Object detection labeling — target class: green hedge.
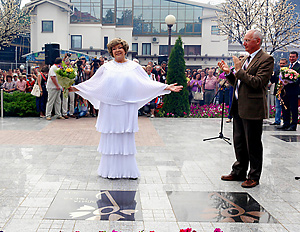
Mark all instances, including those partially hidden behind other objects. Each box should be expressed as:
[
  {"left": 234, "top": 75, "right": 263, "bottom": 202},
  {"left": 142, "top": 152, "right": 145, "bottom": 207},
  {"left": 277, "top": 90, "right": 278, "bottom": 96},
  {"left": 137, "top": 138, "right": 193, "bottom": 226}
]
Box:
[{"left": 1, "top": 91, "right": 39, "bottom": 117}]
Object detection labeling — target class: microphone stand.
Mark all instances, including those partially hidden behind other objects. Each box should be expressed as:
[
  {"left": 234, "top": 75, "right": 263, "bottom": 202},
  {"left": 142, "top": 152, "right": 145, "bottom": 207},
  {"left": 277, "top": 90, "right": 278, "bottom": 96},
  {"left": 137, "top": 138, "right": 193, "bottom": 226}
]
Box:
[{"left": 203, "top": 80, "right": 231, "bottom": 145}]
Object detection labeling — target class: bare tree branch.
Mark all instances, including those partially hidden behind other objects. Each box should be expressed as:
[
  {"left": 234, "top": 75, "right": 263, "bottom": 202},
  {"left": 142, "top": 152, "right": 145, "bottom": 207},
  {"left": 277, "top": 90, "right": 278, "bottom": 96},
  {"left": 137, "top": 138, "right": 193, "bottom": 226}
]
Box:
[
  {"left": 0, "top": 0, "right": 32, "bottom": 48},
  {"left": 216, "top": 0, "right": 300, "bottom": 55}
]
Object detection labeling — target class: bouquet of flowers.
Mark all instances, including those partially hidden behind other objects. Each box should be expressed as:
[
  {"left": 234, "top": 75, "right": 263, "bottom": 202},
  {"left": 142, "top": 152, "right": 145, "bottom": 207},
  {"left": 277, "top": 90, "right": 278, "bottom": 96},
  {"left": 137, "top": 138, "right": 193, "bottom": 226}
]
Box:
[
  {"left": 276, "top": 67, "right": 300, "bottom": 109},
  {"left": 55, "top": 65, "right": 77, "bottom": 98},
  {"left": 279, "top": 67, "right": 300, "bottom": 85}
]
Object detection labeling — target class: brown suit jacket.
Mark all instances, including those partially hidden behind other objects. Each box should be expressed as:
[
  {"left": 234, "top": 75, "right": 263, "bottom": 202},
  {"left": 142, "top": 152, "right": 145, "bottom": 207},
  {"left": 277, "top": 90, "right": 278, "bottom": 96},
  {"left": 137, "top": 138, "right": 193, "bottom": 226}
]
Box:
[{"left": 226, "top": 49, "right": 274, "bottom": 120}]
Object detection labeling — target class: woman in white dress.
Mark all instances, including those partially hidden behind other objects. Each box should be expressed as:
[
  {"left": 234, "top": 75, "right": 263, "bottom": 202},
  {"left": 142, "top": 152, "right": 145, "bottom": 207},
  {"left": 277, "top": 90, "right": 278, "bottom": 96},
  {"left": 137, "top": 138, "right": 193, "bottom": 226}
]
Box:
[{"left": 69, "top": 38, "right": 182, "bottom": 179}]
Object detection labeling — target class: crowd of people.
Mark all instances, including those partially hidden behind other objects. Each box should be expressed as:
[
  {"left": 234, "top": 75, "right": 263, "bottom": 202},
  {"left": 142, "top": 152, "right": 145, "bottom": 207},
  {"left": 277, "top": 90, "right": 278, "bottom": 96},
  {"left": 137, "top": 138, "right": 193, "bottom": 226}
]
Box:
[
  {"left": 0, "top": 68, "right": 36, "bottom": 94},
  {"left": 0, "top": 48, "right": 298, "bottom": 125}
]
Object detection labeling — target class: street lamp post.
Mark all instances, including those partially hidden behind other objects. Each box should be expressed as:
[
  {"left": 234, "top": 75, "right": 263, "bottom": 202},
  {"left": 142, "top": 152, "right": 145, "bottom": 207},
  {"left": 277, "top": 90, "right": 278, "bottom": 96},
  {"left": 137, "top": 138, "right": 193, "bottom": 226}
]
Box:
[{"left": 165, "top": 15, "right": 176, "bottom": 58}]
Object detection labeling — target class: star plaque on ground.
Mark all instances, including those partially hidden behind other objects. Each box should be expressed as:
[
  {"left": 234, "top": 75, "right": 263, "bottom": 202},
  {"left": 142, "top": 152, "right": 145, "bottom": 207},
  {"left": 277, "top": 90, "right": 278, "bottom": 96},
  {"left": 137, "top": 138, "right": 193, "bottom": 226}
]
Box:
[
  {"left": 167, "top": 191, "right": 277, "bottom": 223},
  {"left": 45, "top": 190, "right": 143, "bottom": 221}
]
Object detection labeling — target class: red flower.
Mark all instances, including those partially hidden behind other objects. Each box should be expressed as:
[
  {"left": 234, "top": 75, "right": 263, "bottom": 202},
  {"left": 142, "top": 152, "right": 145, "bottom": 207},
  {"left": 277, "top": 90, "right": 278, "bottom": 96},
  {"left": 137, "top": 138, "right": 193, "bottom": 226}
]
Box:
[{"left": 214, "top": 228, "right": 223, "bottom": 232}]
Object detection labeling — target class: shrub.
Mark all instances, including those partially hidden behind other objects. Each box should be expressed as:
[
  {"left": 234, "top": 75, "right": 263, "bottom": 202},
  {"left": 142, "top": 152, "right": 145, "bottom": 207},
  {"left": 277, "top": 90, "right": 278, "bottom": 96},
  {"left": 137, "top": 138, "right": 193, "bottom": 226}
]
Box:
[
  {"left": 162, "top": 36, "right": 190, "bottom": 117},
  {"left": 1, "top": 91, "right": 39, "bottom": 117}
]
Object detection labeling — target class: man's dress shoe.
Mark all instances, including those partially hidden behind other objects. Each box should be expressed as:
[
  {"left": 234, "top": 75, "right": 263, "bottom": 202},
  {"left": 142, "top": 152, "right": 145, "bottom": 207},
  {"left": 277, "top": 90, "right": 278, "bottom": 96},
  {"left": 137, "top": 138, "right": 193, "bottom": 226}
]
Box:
[
  {"left": 241, "top": 179, "right": 259, "bottom": 188},
  {"left": 221, "top": 174, "right": 246, "bottom": 181}
]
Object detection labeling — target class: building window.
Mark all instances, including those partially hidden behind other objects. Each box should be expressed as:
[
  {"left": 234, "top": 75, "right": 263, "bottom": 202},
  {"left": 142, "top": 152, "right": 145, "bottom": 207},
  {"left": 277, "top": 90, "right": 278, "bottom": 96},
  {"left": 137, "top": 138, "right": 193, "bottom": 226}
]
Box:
[
  {"left": 184, "top": 45, "right": 201, "bottom": 55},
  {"left": 104, "top": 36, "right": 108, "bottom": 49},
  {"left": 133, "top": 0, "right": 203, "bottom": 35},
  {"left": 142, "top": 43, "right": 151, "bottom": 55},
  {"left": 70, "top": 2, "right": 101, "bottom": 23},
  {"left": 102, "top": 0, "right": 115, "bottom": 24},
  {"left": 71, "top": 35, "right": 82, "bottom": 49},
  {"left": 211, "top": 25, "right": 220, "bottom": 35},
  {"left": 116, "top": 0, "right": 133, "bottom": 25},
  {"left": 132, "top": 43, "right": 138, "bottom": 53},
  {"left": 194, "top": 23, "right": 202, "bottom": 33},
  {"left": 42, "top": 20, "right": 53, "bottom": 32},
  {"left": 159, "top": 45, "right": 174, "bottom": 55}
]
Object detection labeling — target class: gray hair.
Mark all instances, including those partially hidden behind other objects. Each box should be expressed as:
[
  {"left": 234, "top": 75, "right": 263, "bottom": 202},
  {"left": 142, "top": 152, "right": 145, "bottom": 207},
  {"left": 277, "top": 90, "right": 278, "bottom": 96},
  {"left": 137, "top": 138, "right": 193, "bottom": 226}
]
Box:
[{"left": 248, "top": 29, "right": 263, "bottom": 46}]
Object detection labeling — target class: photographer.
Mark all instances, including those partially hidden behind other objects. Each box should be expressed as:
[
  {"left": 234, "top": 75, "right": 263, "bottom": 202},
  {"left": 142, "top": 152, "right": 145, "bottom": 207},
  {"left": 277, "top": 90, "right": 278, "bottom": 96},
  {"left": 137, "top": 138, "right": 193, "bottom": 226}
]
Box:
[
  {"left": 74, "top": 56, "right": 90, "bottom": 84},
  {"left": 90, "top": 57, "right": 101, "bottom": 77}
]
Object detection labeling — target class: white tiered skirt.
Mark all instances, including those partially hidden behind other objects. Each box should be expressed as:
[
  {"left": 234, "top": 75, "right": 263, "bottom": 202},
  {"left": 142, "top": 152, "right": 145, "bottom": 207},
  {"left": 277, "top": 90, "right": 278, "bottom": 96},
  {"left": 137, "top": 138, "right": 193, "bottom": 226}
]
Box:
[{"left": 96, "top": 103, "right": 140, "bottom": 179}]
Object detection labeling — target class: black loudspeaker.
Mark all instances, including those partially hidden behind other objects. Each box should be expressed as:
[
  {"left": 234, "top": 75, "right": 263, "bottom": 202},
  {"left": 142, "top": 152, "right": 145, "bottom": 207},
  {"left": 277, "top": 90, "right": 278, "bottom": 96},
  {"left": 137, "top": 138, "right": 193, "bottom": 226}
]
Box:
[{"left": 45, "top": 44, "right": 60, "bottom": 65}]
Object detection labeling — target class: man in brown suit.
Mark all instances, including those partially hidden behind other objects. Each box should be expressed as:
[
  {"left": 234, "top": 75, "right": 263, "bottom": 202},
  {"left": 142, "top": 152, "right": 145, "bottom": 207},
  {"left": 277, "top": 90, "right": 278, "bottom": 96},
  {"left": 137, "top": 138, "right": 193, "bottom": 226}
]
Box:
[{"left": 218, "top": 29, "right": 274, "bottom": 188}]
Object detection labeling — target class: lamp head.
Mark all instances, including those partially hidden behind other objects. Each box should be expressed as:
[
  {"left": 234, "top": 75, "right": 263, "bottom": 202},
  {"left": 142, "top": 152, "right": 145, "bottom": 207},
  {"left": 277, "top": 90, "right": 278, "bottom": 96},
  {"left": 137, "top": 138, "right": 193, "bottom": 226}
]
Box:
[{"left": 165, "top": 15, "right": 176, "bottom": 25}]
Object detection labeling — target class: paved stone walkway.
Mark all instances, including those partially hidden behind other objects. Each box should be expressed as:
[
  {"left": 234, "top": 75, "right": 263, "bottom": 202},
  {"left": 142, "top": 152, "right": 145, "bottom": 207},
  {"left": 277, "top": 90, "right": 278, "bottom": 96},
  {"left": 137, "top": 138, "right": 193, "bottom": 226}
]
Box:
[{"left": 0, "top": 116, "right": 299, "bottom": 232}]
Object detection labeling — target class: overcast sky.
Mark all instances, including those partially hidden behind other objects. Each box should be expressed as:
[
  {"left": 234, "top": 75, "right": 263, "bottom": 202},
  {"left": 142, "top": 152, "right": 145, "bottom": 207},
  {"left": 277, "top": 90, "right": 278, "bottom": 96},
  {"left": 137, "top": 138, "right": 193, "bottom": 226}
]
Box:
[{"left": 21, "top": 0, "right": 225, "bottom": 7}]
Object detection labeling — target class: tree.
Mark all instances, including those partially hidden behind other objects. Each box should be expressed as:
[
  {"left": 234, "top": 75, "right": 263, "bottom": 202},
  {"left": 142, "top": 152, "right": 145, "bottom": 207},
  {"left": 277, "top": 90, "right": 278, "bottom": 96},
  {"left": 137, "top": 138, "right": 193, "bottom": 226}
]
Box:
[
  {"left": 117, "top": 9, "right": 132, "bottom": 25},
  {"left": 162, "top": 36, "right": 190, "bottom": 117},
  {"left": 216, "top": 0, "right": 300, "bottom": 54},
  {"left": 103, "top": 9, "right": 115, "bottom": 24},
  {"left": 289, "top": 0, "right": 300, "bottom": 15},
  {"left": 0, "top": 0, "right": 31, "bottom": 48}
]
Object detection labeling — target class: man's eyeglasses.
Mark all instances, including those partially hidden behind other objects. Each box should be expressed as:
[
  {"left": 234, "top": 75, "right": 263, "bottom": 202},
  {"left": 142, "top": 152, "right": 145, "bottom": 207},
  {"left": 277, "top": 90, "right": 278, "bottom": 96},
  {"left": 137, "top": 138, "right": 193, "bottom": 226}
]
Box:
[{"left": 243, "top": 38, "right": 258, "bottom": 43}]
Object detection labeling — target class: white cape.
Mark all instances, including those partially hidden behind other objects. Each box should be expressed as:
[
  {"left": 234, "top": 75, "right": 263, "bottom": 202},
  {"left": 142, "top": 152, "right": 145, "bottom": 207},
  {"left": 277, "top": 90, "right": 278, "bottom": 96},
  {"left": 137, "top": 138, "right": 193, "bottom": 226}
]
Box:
[{"left": 75, "top": 60, "right": 170, "bottom": 110}]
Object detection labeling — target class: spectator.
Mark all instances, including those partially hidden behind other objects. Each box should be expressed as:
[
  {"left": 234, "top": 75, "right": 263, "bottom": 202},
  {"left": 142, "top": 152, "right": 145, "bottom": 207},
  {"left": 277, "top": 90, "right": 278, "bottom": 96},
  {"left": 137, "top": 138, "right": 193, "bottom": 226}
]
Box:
[
  {"left": 203, "top": 69, "right": 218, "bottom": 105},
  {"left": 270, "top": 58, "right": 288, "bottom": 125},
  {"left": 145, "top": 65, "right": 157, "bottom": 118},
  {"left": 45, "top": 57, "right": 65, "bottom": 120},
  {"left": 155, "top": 65, "right": 167, "bottom": 83},
  {"left": 12, "top": 73, "right": 18, "bottom": 83},
  {"left": 90, "top": 57, "right": 101, "bottom": 77},
  {"left": 26, "top": 74, "right": 35, "bottom": 93},
  {"left": 148, "top": 60, "right": 158, "bottom": 77},
  {"left": 200, "top": 70, "right": 206, "bottom": 81},
  {"left": 75, "top": 56, "right": 90, "bottom": 84},
  {"left": 16, "top": 68, "right": 22, "bottom": 78},
  {"left": 190, "top": 73, "right": 203, "bottom": 106},
  {"left": 16, "top": 75, "right": 27, "bottom": 92},
  {"left": 62, "top": 58, "right": 75, "bottom": 119},
  {"left": 3, "top": 75, "right": 16, "bottom": 93},
  {"left": 74, "top": 97, "right": 88, "bottom": 119},
  {"left": 36, "top": 65, "right": 49, "bottom": 118},
  {"left": 205, "top": 67, "right": 209, "bottom": 75},
  {"left": 161, "top": 61, "right": 168, "bottom": 77}
]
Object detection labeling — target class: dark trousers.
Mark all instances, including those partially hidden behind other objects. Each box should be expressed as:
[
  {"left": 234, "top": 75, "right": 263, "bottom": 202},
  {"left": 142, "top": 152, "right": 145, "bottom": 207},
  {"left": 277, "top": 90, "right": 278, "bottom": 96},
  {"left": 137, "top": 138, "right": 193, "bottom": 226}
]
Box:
[
  {"left": 282, "top": 94, "right": 298, "bottom": 129},
  {"left": 231, "top": 111, "right": 263, "bottom": 181},
  {"left": 36, "top": 86, "right": 47, "bottom": 114}
]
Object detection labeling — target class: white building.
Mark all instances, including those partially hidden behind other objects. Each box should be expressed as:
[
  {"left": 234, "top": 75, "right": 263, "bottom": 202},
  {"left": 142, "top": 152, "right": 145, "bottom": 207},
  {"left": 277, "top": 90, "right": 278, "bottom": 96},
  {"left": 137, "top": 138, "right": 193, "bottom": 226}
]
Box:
[{"left": 27, "top": 0, "right": 230, "bottom": 68}]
